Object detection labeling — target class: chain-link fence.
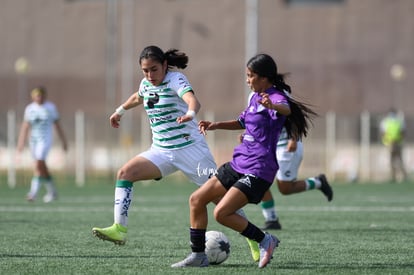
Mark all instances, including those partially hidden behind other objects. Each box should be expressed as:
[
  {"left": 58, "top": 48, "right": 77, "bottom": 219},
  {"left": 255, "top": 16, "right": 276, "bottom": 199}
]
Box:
[{"left": 1, "top": 109, "right": 413, "bottom": 187}]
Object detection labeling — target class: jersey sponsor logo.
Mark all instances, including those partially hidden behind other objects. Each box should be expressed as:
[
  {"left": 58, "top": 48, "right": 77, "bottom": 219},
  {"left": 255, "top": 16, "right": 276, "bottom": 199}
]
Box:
[
  {"left": 118, "top": 187, "right": 132, "bottom": 217},
  {"left": 142, "top": 79, "right": 167, "bottom": 92},
  {"left": 149, "top": 114, "right": 174, "bottom": 124},
  {"left": 147, "top": 109, "right": 166, "bottom": 115}
]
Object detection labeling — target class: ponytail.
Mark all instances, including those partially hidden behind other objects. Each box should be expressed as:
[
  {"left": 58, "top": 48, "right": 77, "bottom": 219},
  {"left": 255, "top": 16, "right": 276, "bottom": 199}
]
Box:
[
  {"left": 139, "top": 46, "right": 189, "bottom": 70},
  {"left": 284, "top": 97, "right": 317, "bottom": 140},
  {"left": 164, "top": 49, "right": 189, "bottom": 69},
  {"left": 275, "top": 73, "right": 317, "bottom": 140},
  {"left": 273, "top": 73, "right": 291, "bottom": 94}
]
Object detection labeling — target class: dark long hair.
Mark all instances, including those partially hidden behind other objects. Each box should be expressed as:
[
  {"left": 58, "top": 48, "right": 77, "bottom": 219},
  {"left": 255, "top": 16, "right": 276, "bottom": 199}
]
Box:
[
  {"left": 247, "top": 53, "right": 317, "bottom": 139},
  {"left": 139, "top": 45, "right": 188, "bottom": 70}
]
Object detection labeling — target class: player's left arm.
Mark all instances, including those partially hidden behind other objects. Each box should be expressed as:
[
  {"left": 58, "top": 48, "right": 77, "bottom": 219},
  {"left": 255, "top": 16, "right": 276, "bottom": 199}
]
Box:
[
  {"left": 258, "top": 92, "right": 291, "bottom": 116},
  {"left": 177, "top": 91, "right": 200, "bottom": 124},
  {"left": 54, "top": 120, "right": 68, "bottom": 152}
]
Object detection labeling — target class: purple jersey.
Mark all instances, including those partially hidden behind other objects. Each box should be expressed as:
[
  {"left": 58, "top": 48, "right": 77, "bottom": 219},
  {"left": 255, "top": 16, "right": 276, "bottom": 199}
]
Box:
[{"left": 230, "top": 87, "right": 288, "bottom": 183}]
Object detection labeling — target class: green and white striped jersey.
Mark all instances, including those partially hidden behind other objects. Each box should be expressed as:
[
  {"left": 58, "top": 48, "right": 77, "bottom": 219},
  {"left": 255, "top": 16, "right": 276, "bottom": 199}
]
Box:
[
  {"left": 24, "top": 101, "right": 59, "bottom": 143},
  {"left": 138, "top": 71, "right": 204, "bottom": 150}
]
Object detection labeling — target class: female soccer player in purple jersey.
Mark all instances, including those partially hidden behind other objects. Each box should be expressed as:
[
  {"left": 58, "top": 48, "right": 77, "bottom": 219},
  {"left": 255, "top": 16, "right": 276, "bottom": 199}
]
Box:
[{"left": 172, "top": 53, "right": 316, "bottom": 269}]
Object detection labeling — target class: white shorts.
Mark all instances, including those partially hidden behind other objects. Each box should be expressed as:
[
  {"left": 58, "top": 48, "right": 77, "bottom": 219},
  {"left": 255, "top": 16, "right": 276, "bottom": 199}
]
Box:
[
  {"left": 30, "top": 139, "right": 52, "bottom": 161},
  {"left": 276, "top": 141, "right": 303, "bottom": 181},
  {"left": 139, "top": 142, "right": 217, "bottom": 186}
]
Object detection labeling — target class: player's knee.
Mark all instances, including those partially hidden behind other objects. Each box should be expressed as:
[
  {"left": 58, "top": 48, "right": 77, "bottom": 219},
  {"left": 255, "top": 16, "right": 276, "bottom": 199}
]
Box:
[
  {"left": 117, "top": 167, "right": 130, "bottom": 180},
  {"left": 213, "top": 207, "right": 227, "bottom": 225},
  {"left": 189, "top": 192, "right": 204, "bottom": 209},
  {"left": 213, "top": 208, "right": 222, "bottom": 223}
]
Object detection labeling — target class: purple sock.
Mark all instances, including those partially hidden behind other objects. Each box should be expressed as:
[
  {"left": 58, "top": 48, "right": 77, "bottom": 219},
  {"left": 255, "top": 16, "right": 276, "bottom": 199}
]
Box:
[{"left": 190, "top": 228, "right": 206, "bottom": 252}]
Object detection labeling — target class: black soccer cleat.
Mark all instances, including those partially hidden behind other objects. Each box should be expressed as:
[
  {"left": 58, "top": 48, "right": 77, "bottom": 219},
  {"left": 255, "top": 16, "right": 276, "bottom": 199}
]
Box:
[
  {"left": 318, "top": 174, "right": 333, "bottom": 201},
  {"left": 262, "top": 220, "right": 282, "bottom": 230}
]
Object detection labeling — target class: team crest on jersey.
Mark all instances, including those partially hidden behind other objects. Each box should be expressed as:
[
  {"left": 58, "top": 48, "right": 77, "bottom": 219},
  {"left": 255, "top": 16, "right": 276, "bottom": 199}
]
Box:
[
  {"left": 284, "top": 170, "right": 291, "bottom": 178},
  {"left": 146, "top": 92, "right": 159, "bottom": 108}
]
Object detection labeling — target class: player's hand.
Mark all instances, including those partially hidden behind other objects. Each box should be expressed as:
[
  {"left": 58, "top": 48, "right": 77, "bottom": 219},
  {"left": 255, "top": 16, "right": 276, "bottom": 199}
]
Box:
[
  {"left": 258, "top": 92, "right": 274, "bottom": 109},
  {"left": 16, "top": 144, "right": 24, "bottom": 154},
  {"left": 110, "top": 113, "right": 122, "bottom": 128},
  {"left": 176, "top": 114, "right": 193, "bottom": 124},
  {"left": 62, "top": 142, "right": 68, "bottom": 152},
  {"left": 198, "top": 120, "right": 215, "bottom": 136},
  {"left": 15, "top": 151, "right": 22, "bottom": 164},
  {"left": 287, "top": 139, "right": 297, "bottom": 152}
]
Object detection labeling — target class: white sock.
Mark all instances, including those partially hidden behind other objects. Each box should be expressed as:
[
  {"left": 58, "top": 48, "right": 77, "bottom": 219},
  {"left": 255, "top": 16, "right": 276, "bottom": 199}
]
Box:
[
  {"left": 44, "top": 179, "right": 56, "bottom": 195},
  {"left": 261, "top": 199, "right": 278, "bottom": 222},
  {"left": 28, "top": 177, "right": 41, "bottom": 198},
  {"left": 114, "top": 187, "right": 133, "bottom": 227},
  {"left": 262, "top": 208, "right": 278, "bottom": 222},
  {"left": 305, "top": 177, "right": 322, "bottom": 190}
]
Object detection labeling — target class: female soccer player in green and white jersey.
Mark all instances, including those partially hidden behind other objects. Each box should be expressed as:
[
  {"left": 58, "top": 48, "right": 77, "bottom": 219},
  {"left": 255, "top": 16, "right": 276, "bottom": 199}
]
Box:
[
  {"left": 92, "top": 46, "right": 226, "bottom": 245},
  {"left": 17, "top": 87, "right": 68, "bottom": 203}
]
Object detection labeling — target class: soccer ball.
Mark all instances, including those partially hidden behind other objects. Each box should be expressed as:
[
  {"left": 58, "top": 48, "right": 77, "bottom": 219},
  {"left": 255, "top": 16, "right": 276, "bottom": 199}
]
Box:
[{"left": 205, "top": 230, "right": 230, "bottom": 265}]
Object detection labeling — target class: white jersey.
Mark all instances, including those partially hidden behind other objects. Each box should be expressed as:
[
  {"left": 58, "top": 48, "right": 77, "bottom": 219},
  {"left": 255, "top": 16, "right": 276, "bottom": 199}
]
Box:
[
  {"left": 24, "top": 101, "right": 59, "bottom": 144},
  {"left": 138, "top": 71, "right": 204, "bottom": 150},
  {"left": 277, "top": 127, "right": 289, "bottom": 147},
  {"left": 276, "top": 127, "right": 304, "bottom": 181}
]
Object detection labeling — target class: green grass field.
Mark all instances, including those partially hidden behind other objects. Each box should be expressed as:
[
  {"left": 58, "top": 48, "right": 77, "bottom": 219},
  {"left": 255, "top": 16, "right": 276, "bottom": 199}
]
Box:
[{"left": 1, "top": 177, "right": 413, "bottom": 275}]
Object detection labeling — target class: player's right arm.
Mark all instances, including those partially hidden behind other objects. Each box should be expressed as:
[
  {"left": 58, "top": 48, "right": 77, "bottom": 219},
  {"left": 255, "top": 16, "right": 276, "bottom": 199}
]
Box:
[
  {"left": 110, "top": 93, "right": 143, "bottom": 128},
  {"left": 198, "top": 120, "right": 242, "bottom": 135},
  {"left": 17, "top": 121, "right": 30, "bottom": 152}
]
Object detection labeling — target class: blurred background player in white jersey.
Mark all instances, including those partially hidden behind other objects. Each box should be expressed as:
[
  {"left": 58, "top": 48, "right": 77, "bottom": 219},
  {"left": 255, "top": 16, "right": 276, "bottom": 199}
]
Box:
[
  {"left": 259, "top": 126, "right": 333, "bottom": 230},
  {"left": 17, "top": 86, "right": 68, "bottom": 203},
  {"left": 241, "top": 89, "right": 333, "bottom": 230}
]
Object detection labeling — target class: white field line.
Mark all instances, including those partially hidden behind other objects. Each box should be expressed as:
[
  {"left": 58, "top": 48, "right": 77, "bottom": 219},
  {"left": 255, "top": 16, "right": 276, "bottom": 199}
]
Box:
[
  {"left": 0, "top": 206, "right": 174, "bottom": 213},
  {"left": 0, "top": 206, "right": 413, "bottom": 213},
  {"left": 281, "top": 206, "right": 414, "bottom": 212}
]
